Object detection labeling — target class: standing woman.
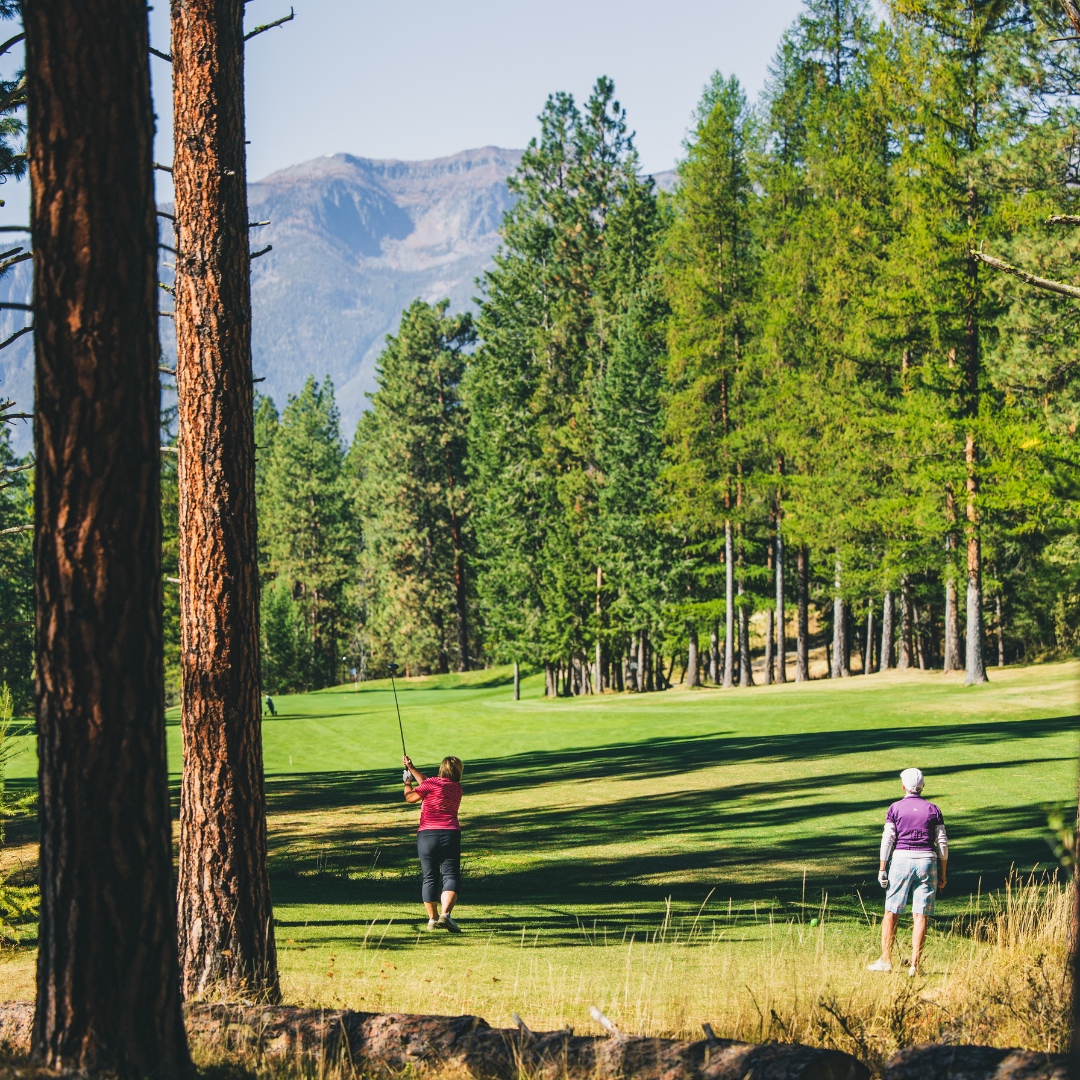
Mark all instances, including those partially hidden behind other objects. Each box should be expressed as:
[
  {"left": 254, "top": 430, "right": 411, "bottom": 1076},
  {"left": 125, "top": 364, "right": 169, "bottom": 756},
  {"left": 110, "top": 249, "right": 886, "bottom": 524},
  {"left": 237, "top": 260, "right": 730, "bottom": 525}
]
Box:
[{"left": 404, "top": 754, "right": 464, "bottom": 932}]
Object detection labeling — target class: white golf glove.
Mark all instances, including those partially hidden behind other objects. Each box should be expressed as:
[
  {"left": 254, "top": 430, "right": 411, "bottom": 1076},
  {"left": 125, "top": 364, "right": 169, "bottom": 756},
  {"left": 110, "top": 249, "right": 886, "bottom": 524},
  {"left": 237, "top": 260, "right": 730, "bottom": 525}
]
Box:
[
  {"left": 402, "top": 769, "right": 412, "bottom": 784},
  {"left": 878, "top": 870, "right": 890, "bottom": 889}
]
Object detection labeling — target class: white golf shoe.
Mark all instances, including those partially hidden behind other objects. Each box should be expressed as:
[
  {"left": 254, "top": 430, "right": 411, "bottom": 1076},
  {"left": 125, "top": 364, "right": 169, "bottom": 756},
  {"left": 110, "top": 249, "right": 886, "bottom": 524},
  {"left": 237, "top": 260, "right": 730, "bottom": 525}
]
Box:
[{"left": 866, "top": 959, "right": 892, "bottom": 972}]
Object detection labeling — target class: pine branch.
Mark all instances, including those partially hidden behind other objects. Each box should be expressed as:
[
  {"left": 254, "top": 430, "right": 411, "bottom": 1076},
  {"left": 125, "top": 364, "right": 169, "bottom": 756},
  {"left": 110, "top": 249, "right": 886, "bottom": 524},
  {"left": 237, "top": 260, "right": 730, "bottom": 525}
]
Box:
[
  {"left": 250, "top": 244, "right": 272, "bottom": 259},
  {"left": 0, "top": 459, "right": 32, "bottom": 481},
  {"left": 159, "top": 242, "right": 179, "bottom": 256},
  {"left": 0, "top": 302, "right": 31, "bottom": 312},
  {"left": 0, "top": 524, "right": 31, "bottom": 537},
  {"left": 157, "top": 210, "right": 176, "bottom": 222},
  {"left": 160, "top": 446, "right": 178, "bottom": 454},
  {"left": 0, "top": 77, "right": 26, "bottom": 115},
  {"left": 0, "top": 250, "right": 30, "bottom": 276},
  {"left": 0, "top": 226, "right": 29, "bottom": 234},
  {"left": 1047, "top": 215, "right": 1080, "bottom": 226},
  {"left": 159, "top": 311, "right": 175, "bottom": 318},
  {"left": 972, "top": 249, "right": 1080, "bottom": 300},
  {"left": 1, "top": 413, "right": 32, "bottom": 421},
  {"left": 0, "top": 32, "right": 24, "bottom": 61},
  {"left": 1064, "top": 0, "right": 1080, "bottom": 37},
  {"left": 0, "top": 325, "right": 32, "bottom": 351},
  {"left": 150, "top": 46, "right": 172, "bottom": 63},
  {"left": 165, "top": 576, "right": 180, "bottom": 585},
  {"left": 158, "top": 281, "right": 175, "bottom": 296},
  {"left": 0, "top": 246, "right": 22, "bottom": 261},
  {"left": 160, "top": 366, "right": 177, "bottom": 377},
  {"left": 248, "top": 220, "right": 270, "bottom": 228},
  {"left": 245, "top": 8, "right": 294, "bottom": 40}
]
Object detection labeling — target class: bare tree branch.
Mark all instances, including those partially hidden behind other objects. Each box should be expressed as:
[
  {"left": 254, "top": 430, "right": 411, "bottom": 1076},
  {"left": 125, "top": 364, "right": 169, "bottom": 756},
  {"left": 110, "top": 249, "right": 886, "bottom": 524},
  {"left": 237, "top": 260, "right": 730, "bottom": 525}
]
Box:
[
  {"left": 249, "top": 245, "right": 272, "bottom": 260},
  {"left": 158, "top": 281, "right": 175, "bottom": 296},
  {"left": 0, "top": 76, "right": 26, "bottom": 115},
  {"left": 161, "top": 446, "right": 178, "bottom": 454},
  {"left": 159, "top": 242, "right": 179, "bottom": 256},
  {"left": 160, "top": 366, "right": 177, "bottom": 377},
  {"left": 0, "top": 459, "right": 33, "bottom": 482},
  {"left": 165, "top": 577, "right": 180, "bottom": 585},
  {"left": 245, "top": 8, "right": 294, "bottom": 40},
  {"left": 0, "top": 302, "right": 32, "bottom": 312},
  {"left": 0, "top": 246, "right": 22, "bottom": 261},
  {"left": 159, "top": 311, "right": 175, "bottom": 318},
  {"left": 1047, "top": 215, "right": 1080, "bottom": 226},
  {"left": 973, "top": 249, "right": 1080, "bottom": 300},
  {"left": 0, "top": 32, "right": 24, "bottom": 61},
  {"left": 0, "top": 523, "right": 31, "bottom": 537},
  {"left": 252, "top": 376, "right": 266, "bottom": 384},
  {"left": 0, "top": 226, "right": 29, "bottom": 234},
  {"left": 150, "top": 46, "right": 172, "bottom": 63},
  {"left": 154, "top": 162, "right": 173, "bottom": 174},
  {"left": 1064, "top": 0, "right": 1080, "bottom": 37},
  {"left": 248, "top": 220, "right": 270, "bottom": 228},
  {"left": 0, "top": 249, "right": 31, "bottom": 276},
  {"left": 0, "top": 325, "right": 32, "bottom": 351},
  {"left": 157, "top": 210, "right": 176, "bottom": 222}
]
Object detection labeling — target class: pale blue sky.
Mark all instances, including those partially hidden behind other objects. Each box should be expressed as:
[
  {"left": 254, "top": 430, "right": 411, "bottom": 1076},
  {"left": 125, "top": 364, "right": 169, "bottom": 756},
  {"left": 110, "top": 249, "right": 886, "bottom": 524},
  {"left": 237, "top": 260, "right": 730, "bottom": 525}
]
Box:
[{"left": 1, "top": 1, "right": 805, "bottom": 221}]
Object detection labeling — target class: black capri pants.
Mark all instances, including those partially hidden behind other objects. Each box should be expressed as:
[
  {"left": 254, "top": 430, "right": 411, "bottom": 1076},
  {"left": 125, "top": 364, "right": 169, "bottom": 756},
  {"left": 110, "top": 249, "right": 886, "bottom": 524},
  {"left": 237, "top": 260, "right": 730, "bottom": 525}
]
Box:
[{"left": 417, "top": 829, "right": 461, "bottom": 903}]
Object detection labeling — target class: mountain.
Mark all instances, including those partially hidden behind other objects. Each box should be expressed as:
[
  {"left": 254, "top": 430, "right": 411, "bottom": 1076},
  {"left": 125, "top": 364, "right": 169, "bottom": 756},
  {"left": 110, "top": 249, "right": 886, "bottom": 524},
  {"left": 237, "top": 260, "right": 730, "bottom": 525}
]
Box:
[{"left": 0, "top": 146, "right": 676, "bottom": 452}]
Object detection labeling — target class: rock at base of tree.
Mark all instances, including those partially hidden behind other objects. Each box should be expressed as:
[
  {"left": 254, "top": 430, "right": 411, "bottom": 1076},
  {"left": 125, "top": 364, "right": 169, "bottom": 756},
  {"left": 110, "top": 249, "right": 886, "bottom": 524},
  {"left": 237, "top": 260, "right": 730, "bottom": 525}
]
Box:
[
  {"left": 883, "top": 1044, "right": 1068, "bottom": 1080},
  {"left": 0, "top": 1001, "right": 866, "bottom": 1079}
]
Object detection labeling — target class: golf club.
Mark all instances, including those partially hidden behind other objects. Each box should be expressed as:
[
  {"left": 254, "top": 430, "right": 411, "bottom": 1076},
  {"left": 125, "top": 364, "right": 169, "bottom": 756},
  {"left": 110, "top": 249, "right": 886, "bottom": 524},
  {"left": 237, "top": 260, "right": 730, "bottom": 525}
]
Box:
[{"left": 388, "top": 662, "right": 409, "bottom": 782}]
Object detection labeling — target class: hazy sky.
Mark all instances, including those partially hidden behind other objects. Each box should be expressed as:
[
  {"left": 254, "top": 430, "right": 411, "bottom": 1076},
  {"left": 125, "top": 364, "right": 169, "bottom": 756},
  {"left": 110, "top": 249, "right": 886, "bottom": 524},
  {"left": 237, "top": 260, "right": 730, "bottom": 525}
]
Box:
[{"left": 0, "top": 1, "right": 805, "bottom": 220}]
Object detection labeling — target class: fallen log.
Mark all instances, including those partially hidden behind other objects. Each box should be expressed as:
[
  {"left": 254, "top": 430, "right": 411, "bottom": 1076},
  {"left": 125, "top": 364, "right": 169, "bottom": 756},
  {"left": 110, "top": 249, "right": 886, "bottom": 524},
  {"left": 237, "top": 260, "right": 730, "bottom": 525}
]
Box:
[
  {"left": 883, "top": 1043, "right": 1068, "bottom": 1080},
  {"left": 0, "top": 1001, "right": 866, "bottom": 1080}
]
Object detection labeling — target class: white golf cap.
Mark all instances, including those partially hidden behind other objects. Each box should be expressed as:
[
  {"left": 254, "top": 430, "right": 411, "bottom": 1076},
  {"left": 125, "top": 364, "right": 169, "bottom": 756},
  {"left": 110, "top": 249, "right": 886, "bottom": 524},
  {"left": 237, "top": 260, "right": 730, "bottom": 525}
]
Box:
[{"left": 900, "top": 768, "right": 924, "bottom": 793}]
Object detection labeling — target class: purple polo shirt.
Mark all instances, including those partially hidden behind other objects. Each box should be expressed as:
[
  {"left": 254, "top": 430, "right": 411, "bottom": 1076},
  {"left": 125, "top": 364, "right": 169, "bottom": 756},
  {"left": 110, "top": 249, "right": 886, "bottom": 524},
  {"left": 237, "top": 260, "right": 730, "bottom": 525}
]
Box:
[{"left": 886, "top": 794, "right": 944, "bottom": 855}]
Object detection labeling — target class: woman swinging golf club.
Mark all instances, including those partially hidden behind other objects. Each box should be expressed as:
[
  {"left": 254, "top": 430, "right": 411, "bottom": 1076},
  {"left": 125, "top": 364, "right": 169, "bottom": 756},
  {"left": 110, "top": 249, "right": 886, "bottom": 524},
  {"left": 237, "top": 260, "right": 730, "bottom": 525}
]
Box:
[{"left": 403, "top": 754, "right": 464, "bottom": 932}]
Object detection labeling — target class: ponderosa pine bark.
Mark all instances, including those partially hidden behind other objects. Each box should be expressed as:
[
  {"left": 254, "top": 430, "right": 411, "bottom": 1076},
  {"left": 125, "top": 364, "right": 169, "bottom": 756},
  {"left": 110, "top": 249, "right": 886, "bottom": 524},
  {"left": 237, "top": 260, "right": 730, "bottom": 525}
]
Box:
[
  {"left": 172, "top": 0, "right": 279, "bottom": 1000},
  {"left": 796, "top": 545, "right": 809, "bottom": 681},
  {"left": 881, "top": 590, "right": 895, "bottom": 669},
  {"left": 831, "top": 559, "right": 848, "bottom": 678},
  {"left": 864, "top": 598, "right": 875, "bottom": 674},
  {"left": 943, "top": 491, "right": 963, "bottom": 671},
  {"left": 687, "top": 625, "right": 699, "bottom": 687},
  {"left": 25, "top": 0, "right": 190, "bottom": 1071},
  {"left": 898, "top": 577, "right": 913, "bottom": 671},
  {"left": 737, "top": 581, "right": 753, "bottom": 687},
  {"left": 965, "top": 432, "right": 988, "bottom": 684},
  {"left": 723, "top": 519, "right": 735, "bottom": 687},
  {"left": 763, "top": 535, "right": 774, "bottom": 685},
  {"left": 774, "top": 521, "right": 786, "bottom": 683}
]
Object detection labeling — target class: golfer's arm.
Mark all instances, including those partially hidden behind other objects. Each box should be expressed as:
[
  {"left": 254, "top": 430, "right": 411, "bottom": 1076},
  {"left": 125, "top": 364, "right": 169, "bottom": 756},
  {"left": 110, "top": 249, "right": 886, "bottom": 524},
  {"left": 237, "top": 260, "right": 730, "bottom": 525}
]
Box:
[{"left": 404, "top": 787, "right": 422, "bottom": 804}]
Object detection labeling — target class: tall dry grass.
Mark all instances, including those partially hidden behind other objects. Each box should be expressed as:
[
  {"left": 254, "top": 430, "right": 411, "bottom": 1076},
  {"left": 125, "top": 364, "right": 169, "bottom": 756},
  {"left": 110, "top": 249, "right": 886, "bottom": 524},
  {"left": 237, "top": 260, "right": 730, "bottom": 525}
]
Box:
[{"left": 261, "top": 874, "right": 1071, "bottom": 1078}]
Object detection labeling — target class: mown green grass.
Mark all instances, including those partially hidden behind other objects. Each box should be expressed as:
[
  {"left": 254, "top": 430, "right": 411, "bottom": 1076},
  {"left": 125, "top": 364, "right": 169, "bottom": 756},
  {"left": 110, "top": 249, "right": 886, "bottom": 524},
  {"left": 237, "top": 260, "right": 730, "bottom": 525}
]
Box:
[{"left": 0, "top": 660, "right": 1076, "bottom": 1038}]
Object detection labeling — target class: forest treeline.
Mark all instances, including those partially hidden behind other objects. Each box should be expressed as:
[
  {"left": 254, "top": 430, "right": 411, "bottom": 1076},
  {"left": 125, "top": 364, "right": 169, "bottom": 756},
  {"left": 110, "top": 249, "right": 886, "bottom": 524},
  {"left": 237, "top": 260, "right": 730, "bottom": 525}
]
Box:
[{"left": 4, "top": 0, "right": 1080, "bottom": 708}]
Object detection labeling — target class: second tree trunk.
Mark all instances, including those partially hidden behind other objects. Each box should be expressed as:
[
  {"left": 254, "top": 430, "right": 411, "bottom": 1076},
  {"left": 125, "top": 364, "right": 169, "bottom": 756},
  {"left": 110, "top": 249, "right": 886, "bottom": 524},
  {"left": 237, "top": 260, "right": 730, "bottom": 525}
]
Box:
[{"left": 172, "top": 0, "right": 279, "bottom": 1000}]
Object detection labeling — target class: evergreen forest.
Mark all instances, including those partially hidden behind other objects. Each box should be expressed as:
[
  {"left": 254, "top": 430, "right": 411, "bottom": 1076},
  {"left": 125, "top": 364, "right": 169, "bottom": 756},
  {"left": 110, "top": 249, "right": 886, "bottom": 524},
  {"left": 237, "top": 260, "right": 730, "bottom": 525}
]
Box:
[{"left": 7, "top": 0, "right": 1080, "bottom": 707}]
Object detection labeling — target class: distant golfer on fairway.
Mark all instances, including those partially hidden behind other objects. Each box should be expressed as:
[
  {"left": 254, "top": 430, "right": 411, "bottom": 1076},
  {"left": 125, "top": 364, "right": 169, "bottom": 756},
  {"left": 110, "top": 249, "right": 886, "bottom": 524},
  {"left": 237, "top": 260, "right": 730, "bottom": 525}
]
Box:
[
  {"left": 868, "top": 768, "right": 948, "bottom": 976},
  {"left": 403, "top": 754, "right": 464, "bottom": 932}
]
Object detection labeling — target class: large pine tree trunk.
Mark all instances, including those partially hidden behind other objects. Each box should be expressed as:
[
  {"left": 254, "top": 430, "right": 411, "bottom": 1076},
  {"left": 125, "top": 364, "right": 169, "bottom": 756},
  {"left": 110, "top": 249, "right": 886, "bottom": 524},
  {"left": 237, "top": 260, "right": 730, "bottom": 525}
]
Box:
[
  {"left": 774, "top": 524, "right": 786, "bottom": 683},
  {"left": 965, "top": 434, "right": 988, "bottom": 684},
  {"left": 995, "top": 593, "right": 1004, "bottom": 667},
  {"left": 796, "top": 545, "right": 809, "bottom": 681},
  {"left": 831, "top": 559, "right": 848, "bottom": 678},
  {"left": 898, "top": 577, "right": 913, "bottom": 671},
  {"left": 709, "top": 625, "right": 719, "bottom": 683},
  {"left": 943, "top": 492, "right": 963, "bottom": 670},
  {"left": 25, "top": 0, "right": 190, "bottom": 1070},
  {"left": 881, "top": 591, "right": 895, "bottom": 669},
  {"left": 513, "top": 661, "right": 520, "bottom": 701},
  {"left": 864, "top": 598, "right": 875, "bottom": 674},
  {"left": 723, "top": 519, "right": 735, "bottom": 687},
  {"left": 172, "top": 0, "right": 279, "bottom": 1001},
  {"left": 737, "top": 582, "right": 754, "bottom": 687},
  {"left": 687, "top": 626, "right": 699, "bottom": 687}
]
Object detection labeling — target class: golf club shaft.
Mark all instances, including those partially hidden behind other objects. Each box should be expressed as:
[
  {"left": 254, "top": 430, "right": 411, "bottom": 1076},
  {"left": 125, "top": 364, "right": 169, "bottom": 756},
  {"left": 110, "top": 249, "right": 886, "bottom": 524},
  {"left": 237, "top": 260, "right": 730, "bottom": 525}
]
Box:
[{"left": 390, "top": 674, "right": 406, "bottom": 758}]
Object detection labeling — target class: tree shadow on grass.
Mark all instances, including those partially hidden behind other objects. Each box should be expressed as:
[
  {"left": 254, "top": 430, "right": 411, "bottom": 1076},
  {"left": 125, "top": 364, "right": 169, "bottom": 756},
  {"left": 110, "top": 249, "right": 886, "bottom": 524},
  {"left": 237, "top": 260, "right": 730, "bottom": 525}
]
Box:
[{"left": 264, "top": 712, "right": 1076, "bottom": 928}]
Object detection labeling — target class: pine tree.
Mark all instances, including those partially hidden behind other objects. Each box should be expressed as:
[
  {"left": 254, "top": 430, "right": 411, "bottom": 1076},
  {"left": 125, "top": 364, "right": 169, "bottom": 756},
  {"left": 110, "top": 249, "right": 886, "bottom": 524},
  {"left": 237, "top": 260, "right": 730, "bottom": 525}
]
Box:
[
  {"left": 662, "top": 73, "right": 758, "bottom": 690},
  {"left": 262, "top": 377, "right": 355, "bottom": 687},
  {"left": 352, "top": 300, "right": 476, "bottom": 674},
  {"left": 0, "top": 425, "right": 31, "bottom": 711}
]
